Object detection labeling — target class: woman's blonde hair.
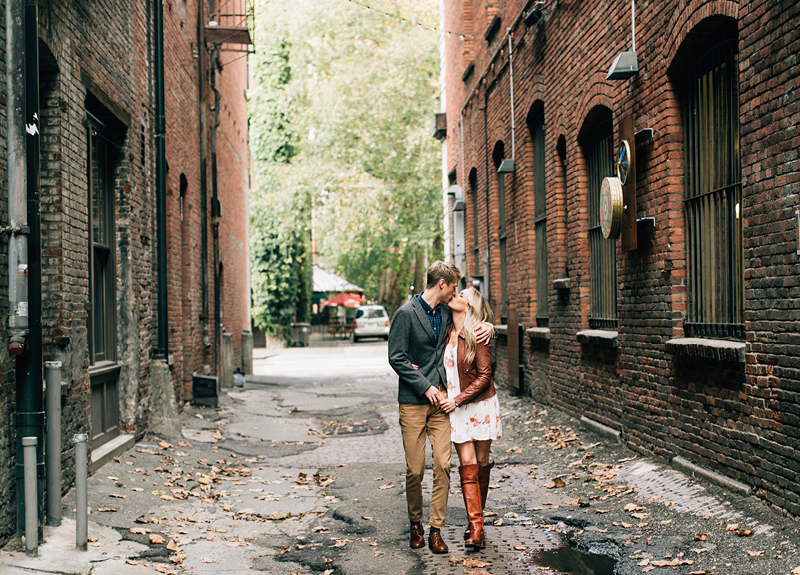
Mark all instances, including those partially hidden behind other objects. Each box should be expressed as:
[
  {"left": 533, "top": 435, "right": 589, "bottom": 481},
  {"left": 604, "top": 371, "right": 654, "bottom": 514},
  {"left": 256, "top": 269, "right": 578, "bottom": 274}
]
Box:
[{"left": 461, "top": 287, "right": 493, "bottom": 365}]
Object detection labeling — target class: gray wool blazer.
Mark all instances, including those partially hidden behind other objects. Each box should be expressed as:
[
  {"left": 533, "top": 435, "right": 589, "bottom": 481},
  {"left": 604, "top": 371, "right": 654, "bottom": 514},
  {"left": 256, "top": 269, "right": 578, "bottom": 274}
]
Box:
[{"left": 388, "top": 296, "right": 452, "bottom": 405}]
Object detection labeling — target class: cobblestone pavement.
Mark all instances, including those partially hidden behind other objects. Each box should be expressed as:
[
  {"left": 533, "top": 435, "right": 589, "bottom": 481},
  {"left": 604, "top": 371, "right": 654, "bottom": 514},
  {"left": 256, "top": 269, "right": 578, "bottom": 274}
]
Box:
[{"left": 2, "top": 342, "right": 799, "bottom": 575}]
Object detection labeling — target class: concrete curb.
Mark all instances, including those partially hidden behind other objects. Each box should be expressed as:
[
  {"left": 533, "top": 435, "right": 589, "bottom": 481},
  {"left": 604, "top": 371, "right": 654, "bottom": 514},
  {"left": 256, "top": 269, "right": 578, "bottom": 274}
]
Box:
[
  {"left": 580, "top": 416, "right": 621, "bottom": 443},
  {"left": 671, "top": 456, "right": 752, "bottom": 496}
]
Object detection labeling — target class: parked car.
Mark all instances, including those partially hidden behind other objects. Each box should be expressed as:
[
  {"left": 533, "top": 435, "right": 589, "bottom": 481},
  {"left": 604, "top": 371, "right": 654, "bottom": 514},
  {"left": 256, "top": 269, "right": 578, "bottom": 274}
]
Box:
[{"left": 352, "top": 305, "right": 390, "bottom": 342}]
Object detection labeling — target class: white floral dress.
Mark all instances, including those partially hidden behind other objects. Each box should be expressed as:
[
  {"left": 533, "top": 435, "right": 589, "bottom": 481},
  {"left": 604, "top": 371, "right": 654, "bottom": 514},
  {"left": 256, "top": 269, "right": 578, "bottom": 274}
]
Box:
[{"left": 444, "top": 344, "right": 502, "bottom": 444}]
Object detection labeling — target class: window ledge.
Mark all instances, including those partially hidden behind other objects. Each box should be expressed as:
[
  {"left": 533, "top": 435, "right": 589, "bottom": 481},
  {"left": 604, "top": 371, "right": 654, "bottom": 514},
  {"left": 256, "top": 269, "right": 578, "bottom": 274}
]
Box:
[
  {"left": 526, "top": 327, "right": 551, "bottom": 340},
  {"left": 494, "top": 324, "right": 507, "bottom": 336},
  {"left": 665, "top": 337, "right": 745, "bottom": 363},
  {"left": 576, "top": 329, "right": 618, "bottom": 348},
  {"left": 89, "top": 361, "right": 121, "bottom": 378}
]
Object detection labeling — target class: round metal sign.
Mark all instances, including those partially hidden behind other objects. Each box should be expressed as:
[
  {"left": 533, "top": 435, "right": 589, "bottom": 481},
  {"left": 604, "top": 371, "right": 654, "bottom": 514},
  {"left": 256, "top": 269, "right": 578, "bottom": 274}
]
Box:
[
  {"left": 617, "top": 140, "right": 630, "bottom": 184},
  {"left": 600, "top": 176, "right": 624, "bottom": 239}
]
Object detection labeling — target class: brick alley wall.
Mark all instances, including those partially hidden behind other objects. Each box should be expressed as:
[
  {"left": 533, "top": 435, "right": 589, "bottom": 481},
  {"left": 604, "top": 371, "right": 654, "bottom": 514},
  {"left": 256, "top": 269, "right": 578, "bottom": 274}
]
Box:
[
  {"left": 0, "top": 0, "right": 250, "bottom": 542},
  {"left": 442, "top": 0, "right": 800, "bottom": 516},
  {"left": 215, "top": 50, "right": 251, "bottom": 373}
]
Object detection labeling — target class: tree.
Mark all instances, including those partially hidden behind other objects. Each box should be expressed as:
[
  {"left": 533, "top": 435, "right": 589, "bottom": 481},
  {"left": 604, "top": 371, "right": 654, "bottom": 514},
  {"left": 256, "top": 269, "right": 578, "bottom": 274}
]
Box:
[{"left": 249, "top": 0, "right": 442, "bottom": 323}]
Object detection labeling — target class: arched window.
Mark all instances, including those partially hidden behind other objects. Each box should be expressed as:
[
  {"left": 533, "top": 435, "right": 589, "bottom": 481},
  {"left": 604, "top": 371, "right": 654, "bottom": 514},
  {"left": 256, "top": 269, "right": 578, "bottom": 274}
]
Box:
[
  {"left": 679, "top": 19, "right": 742, "bottom": 338},
  {"left": 527, "top": 103, "right": 547, "bottom": 323},
  {"left": 580, "top": 107, "right": 616, "bottom": 328}
]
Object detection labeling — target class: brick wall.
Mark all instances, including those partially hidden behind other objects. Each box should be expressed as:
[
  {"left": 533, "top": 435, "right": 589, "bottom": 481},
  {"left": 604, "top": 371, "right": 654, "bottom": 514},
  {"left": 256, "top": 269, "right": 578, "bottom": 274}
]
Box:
[
  {"left": 442, "top": 0, "right": 800, "bottom": 515},
  {"left": 0, "top": 0, "right": 250, "bottom": 541}
]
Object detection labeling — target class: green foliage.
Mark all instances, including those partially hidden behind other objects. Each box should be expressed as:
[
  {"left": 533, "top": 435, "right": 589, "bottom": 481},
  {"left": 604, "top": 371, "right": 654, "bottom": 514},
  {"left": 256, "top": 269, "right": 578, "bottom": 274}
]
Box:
[
  {"left": 249, "top": 185, "right": 311, "bottom": 336},
  {"left": 249, "top": 0, "right": 443, "bottom": 325}
]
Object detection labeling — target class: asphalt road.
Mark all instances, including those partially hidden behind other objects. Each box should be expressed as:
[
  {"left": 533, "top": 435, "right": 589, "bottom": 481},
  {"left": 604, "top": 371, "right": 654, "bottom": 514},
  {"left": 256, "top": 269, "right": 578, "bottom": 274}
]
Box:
[{"left": 4, "top": 342, "right": 800, "bottom": 575}]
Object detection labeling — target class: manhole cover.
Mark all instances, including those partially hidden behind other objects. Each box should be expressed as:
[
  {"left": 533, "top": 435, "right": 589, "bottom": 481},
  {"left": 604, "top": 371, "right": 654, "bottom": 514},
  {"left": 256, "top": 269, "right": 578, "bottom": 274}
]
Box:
[{"left": 419, "top": 525, "right": 562, "bottom": 574}]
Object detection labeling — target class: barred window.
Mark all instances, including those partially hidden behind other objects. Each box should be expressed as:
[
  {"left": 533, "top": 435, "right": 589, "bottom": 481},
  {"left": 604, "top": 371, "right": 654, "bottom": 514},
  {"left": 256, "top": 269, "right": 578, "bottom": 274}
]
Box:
[
  {"left": 529, "top": 108, "right": 548, "bottom": 325},
  {"left": 683, "top": 38, "right": 743, "bottom": 339},
  {"left": 584, "top": 112, "right": 617, "bottom": 328}
]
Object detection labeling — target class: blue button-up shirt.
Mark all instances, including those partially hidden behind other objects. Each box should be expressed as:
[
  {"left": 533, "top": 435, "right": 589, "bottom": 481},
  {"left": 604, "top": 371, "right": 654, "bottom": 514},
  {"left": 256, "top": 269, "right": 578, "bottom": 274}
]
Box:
[{"left": 417, "top": 294, "right": 442, "bottom": 342}]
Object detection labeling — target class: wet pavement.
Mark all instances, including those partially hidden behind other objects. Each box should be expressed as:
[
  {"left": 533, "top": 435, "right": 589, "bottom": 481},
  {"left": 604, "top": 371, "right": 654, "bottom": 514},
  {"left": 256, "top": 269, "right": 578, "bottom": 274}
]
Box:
[{"left": 2, "top": 339, "right": 799, "bottom": 575}]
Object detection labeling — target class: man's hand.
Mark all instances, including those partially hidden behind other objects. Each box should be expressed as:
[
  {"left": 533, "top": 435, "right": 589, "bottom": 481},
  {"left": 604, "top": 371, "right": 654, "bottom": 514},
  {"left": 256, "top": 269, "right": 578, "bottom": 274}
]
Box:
[
  {"left": 424, "top": 386, "right": 444, "bottom": 407},
  {"left": 475, "top": 321, "right": 494, "bottom": 346}
]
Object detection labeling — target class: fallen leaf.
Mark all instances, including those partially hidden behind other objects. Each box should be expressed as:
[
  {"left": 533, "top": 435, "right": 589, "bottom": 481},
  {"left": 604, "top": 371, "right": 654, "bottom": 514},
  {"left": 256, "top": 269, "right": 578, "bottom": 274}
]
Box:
[
  {"left": 637, "top": 559, "right": 650, "bottom": 566},
  {"left": 130, "top": 527, "right": 151, "bottom": 535},
  {"left": 362, "top": 516, "right": 374, "bottom": 521},
  {"left": 125, "top": 559, "right": 140, "bottom": 565},
  {"left": 631, "top": 513, "right": 649, "bottom": 520},
  {"left": 109, "top": 493, "right": 127, "bottom": 499},
  {"left": 493, "top": 519, "right": 504, "bottom": 526},
  {"left": 96, "top": 507, "right": 116, "bottom": 512},
  {"left": 726, "top": 523, "right": 740, "bottom": 531},
  {"left": 624, "top": 503, "right": 644, "bottom": 512},
  {"left": 747, "top": 550, "right": 764, "bottom": 557},
  {"left": 650, "top": 559, "right": 695, "bottom": 567},
  {"left": 379, "top": 483, "right": 394, "bottom": 490},
  {"left": 737, "top": 529, "right": 753, "bottom": 537},
  {"left": 201, "top": 558, "right": 216, "bottom": 563},
  {"left": 463, "top": 559, "right": 492, "bottom": 568},
  {"left": 694, "top": 533, "right": 708, "bottom": 541},
  {"left": 149, "top": 534, "right": 165, "bottom": 544},
  {"left": 166, "top": 540, "right": 180, "bottom": 551},
  {"left": 156, "top": 564, "right": 179, "bottom": 574}
]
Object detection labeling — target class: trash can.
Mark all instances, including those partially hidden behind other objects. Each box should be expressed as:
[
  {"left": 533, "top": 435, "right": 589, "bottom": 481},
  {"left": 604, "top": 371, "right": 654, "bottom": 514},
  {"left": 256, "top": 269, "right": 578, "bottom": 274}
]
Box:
[{"left": 291, "top": 322, "right": 311, "bottom": 347}]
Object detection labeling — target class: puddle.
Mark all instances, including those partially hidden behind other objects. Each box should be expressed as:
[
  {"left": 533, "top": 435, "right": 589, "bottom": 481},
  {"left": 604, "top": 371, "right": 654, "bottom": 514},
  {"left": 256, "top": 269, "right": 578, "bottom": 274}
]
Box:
[{"left": 530, "top": 544, "right": 617, "bottom": 575}]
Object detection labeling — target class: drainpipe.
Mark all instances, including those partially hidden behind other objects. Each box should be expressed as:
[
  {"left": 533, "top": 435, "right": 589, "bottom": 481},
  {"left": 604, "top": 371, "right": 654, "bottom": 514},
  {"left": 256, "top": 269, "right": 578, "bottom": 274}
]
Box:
[
  {"left": 198, "top": 0, "right": 209, "bottom": 349},
  {"left": 210, "top": 49, "right": 221, "bottom": 377},
  {"left": 154, "top": 0, "right": 168, "bottom": 359},
  {"left": 9, "top": 0, "right": 44, "bottom": 539}
]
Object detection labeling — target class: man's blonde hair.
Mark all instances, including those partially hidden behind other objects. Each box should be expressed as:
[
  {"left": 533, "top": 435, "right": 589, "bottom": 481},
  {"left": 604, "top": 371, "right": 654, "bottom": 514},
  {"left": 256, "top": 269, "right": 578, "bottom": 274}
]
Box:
[{"left": 425, "top": 261, "right": 463, "bottom": 289}]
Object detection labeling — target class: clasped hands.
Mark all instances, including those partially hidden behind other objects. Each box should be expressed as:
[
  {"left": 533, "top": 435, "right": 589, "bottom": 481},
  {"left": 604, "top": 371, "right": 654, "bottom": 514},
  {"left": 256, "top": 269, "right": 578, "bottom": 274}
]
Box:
[{"left": 424, "top": 385, "right": 456, "bottom": 413}]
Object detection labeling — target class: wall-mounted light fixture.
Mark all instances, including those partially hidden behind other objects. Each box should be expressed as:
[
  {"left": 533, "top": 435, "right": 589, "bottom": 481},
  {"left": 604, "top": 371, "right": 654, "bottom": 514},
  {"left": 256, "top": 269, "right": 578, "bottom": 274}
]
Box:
[
  {"left": 606, "top": 0, "right": 639, "bottom": 80},
  {"left": 524, "top": 2, "right": 545, "bottom": 27},
  {"left": 498, "top": 159, "right": 515, "bottom": 173}
]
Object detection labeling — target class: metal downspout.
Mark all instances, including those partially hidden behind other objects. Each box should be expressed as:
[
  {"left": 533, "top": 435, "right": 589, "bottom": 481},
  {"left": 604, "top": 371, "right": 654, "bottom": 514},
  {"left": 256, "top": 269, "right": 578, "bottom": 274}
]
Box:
[
  {"left": 198, "top": 0, "right": 209, "bottom": 349},
  {"left": 10, "top": 0, "right": 44, "bottom": 539},
  {"left": 155, "top": 0, "right": 168, "bottom": 359},
  {"left": 210, "top": 50, "right": 221, "bottom": 377}
]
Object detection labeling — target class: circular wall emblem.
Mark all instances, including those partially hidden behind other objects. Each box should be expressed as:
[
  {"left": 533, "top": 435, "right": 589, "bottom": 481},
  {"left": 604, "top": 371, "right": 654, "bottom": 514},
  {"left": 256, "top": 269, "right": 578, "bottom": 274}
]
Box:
[
  {"left": 617, "top": 140, "right": 630, "bottom": 184},
  {"left": 600, "top": 176, "right": 624, "bottom": 239}
]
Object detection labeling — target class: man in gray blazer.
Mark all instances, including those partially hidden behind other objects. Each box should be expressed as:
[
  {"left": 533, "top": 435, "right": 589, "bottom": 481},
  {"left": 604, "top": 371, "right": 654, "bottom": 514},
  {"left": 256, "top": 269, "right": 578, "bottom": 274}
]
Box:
[
  {"left": 389, "top": 261, "right": 493, "bottom": 553},
  {"left": 389, "top": 261, "right": 461, "bottom": 553}
]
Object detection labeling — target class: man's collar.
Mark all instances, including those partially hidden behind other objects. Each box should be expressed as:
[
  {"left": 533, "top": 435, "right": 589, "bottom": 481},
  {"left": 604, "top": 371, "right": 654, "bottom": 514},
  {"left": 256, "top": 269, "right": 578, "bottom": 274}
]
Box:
[{"left": 417, "top": 293, "right": 440, "bottom": 315}]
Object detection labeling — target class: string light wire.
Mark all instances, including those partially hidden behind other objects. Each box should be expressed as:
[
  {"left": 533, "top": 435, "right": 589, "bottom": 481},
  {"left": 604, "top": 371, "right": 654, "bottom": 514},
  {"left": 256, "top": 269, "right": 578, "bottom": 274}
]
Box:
[{"left": 345, "top": 0, "right": 474, "bottom": 39}]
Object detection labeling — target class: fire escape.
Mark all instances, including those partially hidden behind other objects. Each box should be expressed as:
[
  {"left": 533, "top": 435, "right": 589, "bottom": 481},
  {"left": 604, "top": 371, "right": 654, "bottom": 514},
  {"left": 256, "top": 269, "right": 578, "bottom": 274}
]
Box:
[{"left": 205, "top": 0, "right": 253, "bottom": 52}]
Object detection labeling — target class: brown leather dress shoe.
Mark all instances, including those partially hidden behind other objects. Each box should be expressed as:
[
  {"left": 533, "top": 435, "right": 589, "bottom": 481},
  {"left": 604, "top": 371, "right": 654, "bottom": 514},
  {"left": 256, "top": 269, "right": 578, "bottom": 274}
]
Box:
[
  {"left": 409, "top": 524, "right": 425, "bottom": 549},
  {"left": 428, "top": 531, "right": 449, "bottom": 554}
]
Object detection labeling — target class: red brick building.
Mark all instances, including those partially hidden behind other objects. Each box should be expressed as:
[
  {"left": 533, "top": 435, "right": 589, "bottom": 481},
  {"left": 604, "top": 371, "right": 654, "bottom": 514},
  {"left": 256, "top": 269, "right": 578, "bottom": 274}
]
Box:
[
  {"left": 440, "top": 0, "right": 800, "bottom": 514},
  {"left": 0, "top": 0, "right": 251, "bottom": 540}
]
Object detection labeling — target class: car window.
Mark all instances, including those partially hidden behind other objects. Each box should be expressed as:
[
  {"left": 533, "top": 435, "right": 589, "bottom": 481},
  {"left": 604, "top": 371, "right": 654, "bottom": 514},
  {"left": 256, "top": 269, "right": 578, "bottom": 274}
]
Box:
[{"left": 355, "top": 310, "right": 365, "bottom": 319}]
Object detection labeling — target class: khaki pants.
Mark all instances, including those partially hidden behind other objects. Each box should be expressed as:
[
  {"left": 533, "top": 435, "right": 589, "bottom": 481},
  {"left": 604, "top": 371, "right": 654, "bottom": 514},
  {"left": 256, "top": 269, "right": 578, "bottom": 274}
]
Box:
[{"left": 399, "top": 402, "right": 451, "bottom": 529}]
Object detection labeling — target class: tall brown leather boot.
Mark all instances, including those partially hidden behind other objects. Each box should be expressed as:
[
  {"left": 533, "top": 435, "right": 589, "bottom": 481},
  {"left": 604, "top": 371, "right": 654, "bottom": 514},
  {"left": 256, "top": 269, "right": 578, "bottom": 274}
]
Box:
[
  {"left": 478, "top": 461, "right": 494, "bottom": 508},
  {"left": 465, "top": 461, "right": 494, "bottom": 540},
  {"left": 460, "top": 464, "right": 485, "bottom": 549}
]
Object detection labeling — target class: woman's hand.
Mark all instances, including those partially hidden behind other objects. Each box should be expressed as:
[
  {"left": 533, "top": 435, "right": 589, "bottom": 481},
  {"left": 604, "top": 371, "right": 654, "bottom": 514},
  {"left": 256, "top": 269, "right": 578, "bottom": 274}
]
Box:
[
  {"left": 440, "top": 397, "right": 457, "bottom": 413},
  {"left": 411, "top": 364, "right": 419, "bottom": 370}
]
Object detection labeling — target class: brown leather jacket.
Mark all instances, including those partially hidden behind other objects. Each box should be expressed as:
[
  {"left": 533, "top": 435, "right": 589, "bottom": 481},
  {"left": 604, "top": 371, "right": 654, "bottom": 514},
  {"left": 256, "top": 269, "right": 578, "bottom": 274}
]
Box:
[{"left": 453, "top": 329, "right": 496, "bottom": 407}]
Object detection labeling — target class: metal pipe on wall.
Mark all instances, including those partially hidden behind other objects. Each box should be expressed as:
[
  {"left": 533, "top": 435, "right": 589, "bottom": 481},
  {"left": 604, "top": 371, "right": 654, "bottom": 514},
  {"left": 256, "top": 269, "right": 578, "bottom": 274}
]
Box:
[
  {"left": 198, "top": 0, "right": 210, "bottom": 349},
  {"left": 210, "top": 50, "right": 222, "bottom": 377},
  {"left": 45, "top": 361, "right": 61, "bottom": 526},
  {"left": 155, "top": 0, "right": 168, "bottom": 359},
  {"left": 14, "top": 0, "right": 45, "bottom": 541},
  {"left": 23, "top": 437, "right": 37, "bottom": 556},
  {"left": 507, "top": 32, "right": 516, "bottom": 161}
]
